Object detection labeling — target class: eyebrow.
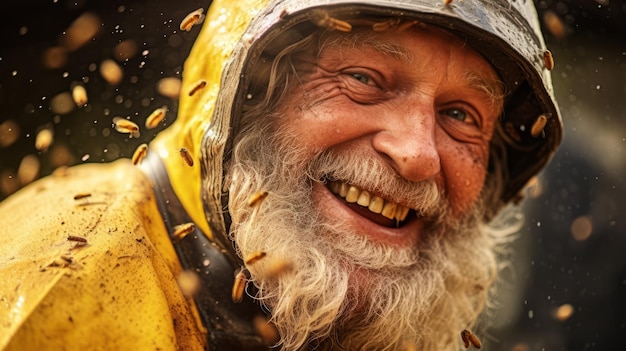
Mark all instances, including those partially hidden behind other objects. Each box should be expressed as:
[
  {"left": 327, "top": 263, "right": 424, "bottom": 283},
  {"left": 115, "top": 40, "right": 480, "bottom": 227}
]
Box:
[
  {"left": 317, "top": 30, "right": 413, "bottom": 61},
  {"left": 463, "top": 71, "right": 506, "bottom": 111}
]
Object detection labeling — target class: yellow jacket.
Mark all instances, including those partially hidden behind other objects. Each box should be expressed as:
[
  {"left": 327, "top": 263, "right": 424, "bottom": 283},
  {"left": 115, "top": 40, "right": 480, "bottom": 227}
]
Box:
[{"left": 0, "top": 160, "right": 205, "bottom": 350}]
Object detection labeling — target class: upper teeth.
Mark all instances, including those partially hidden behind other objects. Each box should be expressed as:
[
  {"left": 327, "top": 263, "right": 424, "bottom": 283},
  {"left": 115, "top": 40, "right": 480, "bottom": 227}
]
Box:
[{"left": 328, "top": 181, "right": 410, "bottom": 222}]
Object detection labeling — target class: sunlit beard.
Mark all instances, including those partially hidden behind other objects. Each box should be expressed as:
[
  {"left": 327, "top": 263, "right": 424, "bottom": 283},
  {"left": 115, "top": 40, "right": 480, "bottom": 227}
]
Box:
[{"left": 227, "top": 126, "right": 498, "bottom": 351}]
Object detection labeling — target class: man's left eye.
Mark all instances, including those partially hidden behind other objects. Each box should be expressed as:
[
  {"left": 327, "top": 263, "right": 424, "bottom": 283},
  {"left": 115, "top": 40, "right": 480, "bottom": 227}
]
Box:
[{"left": 442, "top": 108, "right": 473, "bottom": 124}]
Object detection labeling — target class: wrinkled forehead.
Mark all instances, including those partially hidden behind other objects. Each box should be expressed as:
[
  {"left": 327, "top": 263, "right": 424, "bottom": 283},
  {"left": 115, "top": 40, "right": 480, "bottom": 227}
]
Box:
[
  {"left": 289, "top": 24, "right": 504, "bottom": 112},
  {"left": 314, "top": 24, "right": 501, "bottom": 79}
]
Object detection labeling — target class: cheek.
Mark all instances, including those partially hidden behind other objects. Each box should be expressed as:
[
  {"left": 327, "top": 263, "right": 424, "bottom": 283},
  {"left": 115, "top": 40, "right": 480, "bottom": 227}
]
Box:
[
  {"left": 279, "top": 101, "right": 363, "bottom": 157},
  {"left": 440, "top": 143, "right": 489, "bottom": 215}
]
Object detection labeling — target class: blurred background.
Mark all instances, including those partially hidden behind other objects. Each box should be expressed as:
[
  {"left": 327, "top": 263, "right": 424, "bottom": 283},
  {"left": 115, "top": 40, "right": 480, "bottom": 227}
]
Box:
[{"left": 0, "top": 0, "right": 624, "bottom": 350}]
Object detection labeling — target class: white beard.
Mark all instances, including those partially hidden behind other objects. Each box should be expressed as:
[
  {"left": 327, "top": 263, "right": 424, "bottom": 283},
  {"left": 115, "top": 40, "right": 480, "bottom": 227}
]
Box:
[{"left": 226, "top": 122, "right": 501, "bottom": 350}]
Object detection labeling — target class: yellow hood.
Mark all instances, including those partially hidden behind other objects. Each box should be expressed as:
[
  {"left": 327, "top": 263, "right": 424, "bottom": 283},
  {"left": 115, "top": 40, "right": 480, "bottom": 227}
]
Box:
[{"left": 151, "top": 0, "right": 271, "bottom": 238}]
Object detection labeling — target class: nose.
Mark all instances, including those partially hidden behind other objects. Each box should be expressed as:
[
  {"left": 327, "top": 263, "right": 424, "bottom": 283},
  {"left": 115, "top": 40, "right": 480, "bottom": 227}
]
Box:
[{"left": 371, "top": 107, "right": 441, "bottom": 182}]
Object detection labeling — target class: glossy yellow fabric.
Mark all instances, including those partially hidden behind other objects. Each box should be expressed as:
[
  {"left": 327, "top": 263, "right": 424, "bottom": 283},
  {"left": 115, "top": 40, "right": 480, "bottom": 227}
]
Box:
[
  {"left": 151, "top": 0, "right": 270, "bottom": 238},
  {"left": 0, "top": 160, "right": 206, "bottom": 350}
]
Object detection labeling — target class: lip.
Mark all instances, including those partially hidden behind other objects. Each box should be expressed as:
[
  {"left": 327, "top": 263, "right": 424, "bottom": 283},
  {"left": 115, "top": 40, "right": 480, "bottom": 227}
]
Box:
[{"left": 312, "top": 181, "right": 425, "bottom": 246}]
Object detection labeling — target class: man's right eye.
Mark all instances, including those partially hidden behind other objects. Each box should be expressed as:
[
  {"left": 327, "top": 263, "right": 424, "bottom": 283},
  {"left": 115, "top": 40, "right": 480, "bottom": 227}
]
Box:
[{"left": 350, "top": 72, "right": 375, "bottom": 86}]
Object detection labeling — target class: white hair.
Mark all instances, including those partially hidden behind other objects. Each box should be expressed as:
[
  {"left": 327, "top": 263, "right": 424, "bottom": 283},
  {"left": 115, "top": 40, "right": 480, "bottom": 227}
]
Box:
[{"left": 224, "top": 24, "right": 519, "bottom": 350}]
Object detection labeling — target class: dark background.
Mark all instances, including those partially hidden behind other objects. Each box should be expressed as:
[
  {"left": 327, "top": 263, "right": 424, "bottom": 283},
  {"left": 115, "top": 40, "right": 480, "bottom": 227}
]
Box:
[{"left": 1, "top": 1, "right": 625, "bottom": 350}]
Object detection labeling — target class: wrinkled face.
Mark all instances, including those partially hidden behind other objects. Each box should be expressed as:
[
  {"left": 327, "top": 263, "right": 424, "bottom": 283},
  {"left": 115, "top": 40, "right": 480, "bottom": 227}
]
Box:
[
  {"left": 228, "top": 24, "right": 505, "bottom": 351},
  {"left": 275, "top": 26, "right": 503, "bottom": 247}
]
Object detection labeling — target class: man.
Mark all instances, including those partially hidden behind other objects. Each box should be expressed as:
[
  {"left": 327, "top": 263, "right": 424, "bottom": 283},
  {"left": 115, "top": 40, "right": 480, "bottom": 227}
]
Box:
[{"left": 0, "top": 0, "right": 562, "bottom": 350}]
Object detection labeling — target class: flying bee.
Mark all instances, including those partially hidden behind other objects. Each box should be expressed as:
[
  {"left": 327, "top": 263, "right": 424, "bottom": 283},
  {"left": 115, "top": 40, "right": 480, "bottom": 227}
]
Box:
[
  {"left": 248, "top": 191, "right": 268, "bottom": 207},
  {"left": 543, "top": 10, "right": 566, "bottom": 39},
  {"left": 308, "top": 9, "right": 352, "bottom": 32},
  {"left": 145, "top": 106, "right": 167, "bottom": 129},
  {"left": 71, "top": 83, "right": 88, "bottom": 107},
  {"left": 232, "top": 269, "right": 247, "bottom": 303},
  {"left": 176, "top": 270, "right": 201, "bottom": 298},
  {"left": 460, "top": 329, "right": 481, "bottom": 349},
  {"left": 396, "top": 20, "right": 422, "bottom": 32},
  {"left": 100, "top": 59, "right": 123, "bottom": 85},
  {"left": 244, "top": 251, "right": 267, "bottom": 265},
  {"left": 372, "top": 18, "right": 401, "bottom": 32},
  {"left": 179, "top": 147, "right": 194, "bottom": 167},
  {"left": 543, "top": 50, "right": 555, "bottom": 70},
  {"left": 180, "top": 8, "right": 205, "bottom": 32},
  {"left": 73, "top": 193, "right": 92, "bottom": 200},
  {"left": 67, "top": 235, "right": 88, "bottom": 249},
  {"left": 113, "top": 117, "right": 140, "bottom": 138},
  {"left": 35, "top": 127, "right": 54, "bottom": 152},
  {"left": 172, "top": 222, "right": 195, "bottom": 243},
  {"left": 131, "top": 143, "right": 148, "bottom": 165},
  {"left": 265, "top": 258, "right": 294, "bottom": 280},
  {"left": 530, "top": 114, "right": 548, "bottom": 138},
  {"left": 253, "top": 315, "right": 280, "bottom": 346},
  {"left": 67, "top": 235, "right": 87, "bottom": 243},
  {"left": 188, "top": 79, "right": 207, "bottom": 96}
]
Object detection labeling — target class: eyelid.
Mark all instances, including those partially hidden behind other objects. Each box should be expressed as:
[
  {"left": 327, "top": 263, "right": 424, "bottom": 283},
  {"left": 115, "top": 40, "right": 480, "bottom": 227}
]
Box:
[
  {"left": 440, "top": 102, "right": 482, "bottom": 128},
  {"left": 344, "top": 68, "right": 385, "bottom": 88}
]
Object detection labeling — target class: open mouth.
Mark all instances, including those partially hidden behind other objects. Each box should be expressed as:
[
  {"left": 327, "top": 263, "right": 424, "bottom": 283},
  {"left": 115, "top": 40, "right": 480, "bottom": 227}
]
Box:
[{"left": 326, "top": 180, "right": 415, "bottom": 228}]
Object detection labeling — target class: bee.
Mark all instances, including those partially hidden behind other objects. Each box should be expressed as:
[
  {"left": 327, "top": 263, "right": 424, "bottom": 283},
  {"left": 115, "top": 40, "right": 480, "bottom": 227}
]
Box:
[
  {"left": 248, "top": 190, "right": 268, "bottom": 207},
  {"left": 543, "top": 50, "right": 555, "bottom": 70},
  {"left": 530, "top": 114, "right": 548, "bottom": 138},
  {"left": 180, "top": 8, "right": 205, "bottom": 32},
  {"left": 232, "top": 269, "right": 247, "bottom": 303},
  {"left": 73, "top": 193, "right": 92, "bottom": 200},
  {"left": 543, "top": 10, "right": 566, "bottom": 39},
  {"left": 17, "top": 154, "right": 39, "bottom": 186},
  {"left": 67, "top": 235, "right": 87, "bottom": 243},
  {"left": 460, "top": 329, "right": 481, "bottom": 349},
  {"left": 308, "top": 9, "right": 352, "bottom": 32},
  {"left": 145, "top": 106, "right": 167, "bottom": 129},
  {"left": 67, "top": 236, "right": 88, "bottom": 249},
  {"left": 372, "top": 18, "right": 401, "bottom": 32},
  {"left": 265, "top": 258, "right": 294, "bottom": 280},
  {"left": 188, "top": 79, "right": 207, "bottom": 96},
  {"left": 35, "top": 128, "right": 54, "bottom": 152},
  {"left": 396, "top": 20, "right": 422, "bottom": 32},
  {"left": 554, "top": 303, "right": 574, "bottom": 321},
  {"left": 131, "top": 143, "right": 148, "bottom": 165},
  {"left": 71, "top": 83, "right": 88, "bottom": 107},
  {"left": 253, "top": 315, "right": 280, "bottom": 346},
  {"left": 176, "top": 270, "right": 201, "bottom": 298},
  {"left": 100, "top": 59, "right": 123, "bottom": 85},
  {"left": 179, "top": 147, "right": 194, "bottom": 167},
  {"left": 245, "top": 251, "right": 267, "bottom": 265},
  {"left": 172, "top": 222, "right": 195, "bottom": 243},
  {"left": 157, "top": 77, "right": 182, "bottom": 99},
  {"left": 113, "top": 117, "right": 140, "bottom": 138}
]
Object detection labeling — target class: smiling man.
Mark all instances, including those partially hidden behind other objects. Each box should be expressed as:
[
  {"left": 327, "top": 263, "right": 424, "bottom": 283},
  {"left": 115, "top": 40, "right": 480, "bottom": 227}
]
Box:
[
  {"left": 226, "top": 22, "right": 507, "bottom": 350},
  {"left": 0, "top": 0, "right": 562, "bottom": 350}
]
